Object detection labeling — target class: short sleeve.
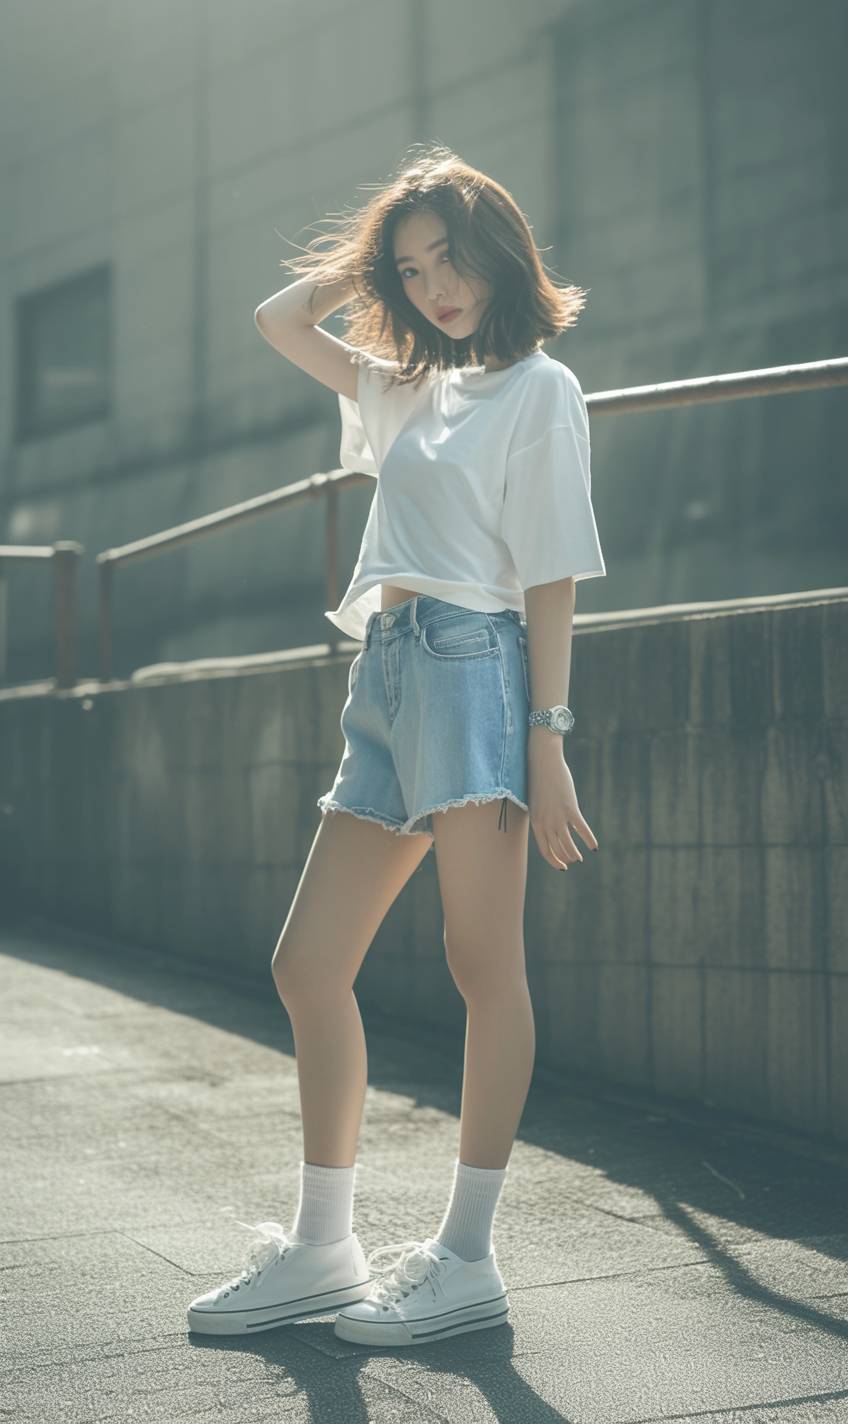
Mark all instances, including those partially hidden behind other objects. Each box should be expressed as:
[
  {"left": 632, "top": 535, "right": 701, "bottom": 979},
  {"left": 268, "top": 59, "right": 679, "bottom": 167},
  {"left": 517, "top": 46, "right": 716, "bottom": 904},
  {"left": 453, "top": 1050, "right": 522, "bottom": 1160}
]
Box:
[
  {"left": 501, "top": 419, "right": 606, "bottom": 591},
  {"left": 338, "top": 349, "right": 430, "bottom": 478}
]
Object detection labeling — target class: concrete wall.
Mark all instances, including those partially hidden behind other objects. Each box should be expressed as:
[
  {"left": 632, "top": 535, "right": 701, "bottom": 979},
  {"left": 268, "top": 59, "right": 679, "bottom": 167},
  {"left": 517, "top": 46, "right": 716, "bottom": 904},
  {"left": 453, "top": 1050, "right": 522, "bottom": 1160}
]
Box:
[
  {"left": 2, "top": 589, "right": 845, "bottom": 1143},
  {"left": 2, "top": 0, "right": 847, "bottom": 683}
]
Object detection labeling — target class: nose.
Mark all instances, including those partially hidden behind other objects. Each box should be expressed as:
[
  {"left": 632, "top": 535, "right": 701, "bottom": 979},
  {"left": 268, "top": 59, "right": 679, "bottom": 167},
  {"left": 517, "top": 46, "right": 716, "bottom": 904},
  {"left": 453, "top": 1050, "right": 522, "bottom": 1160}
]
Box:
[{"left": 425, "top": 278, "right": 449, "bottom": 305}]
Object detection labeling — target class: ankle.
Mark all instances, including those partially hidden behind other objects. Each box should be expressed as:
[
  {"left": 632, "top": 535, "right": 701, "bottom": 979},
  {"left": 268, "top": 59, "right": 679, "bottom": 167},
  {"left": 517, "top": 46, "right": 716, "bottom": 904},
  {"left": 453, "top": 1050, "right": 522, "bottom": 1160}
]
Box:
[{"left": 290, "top": 1160, "right": 360, "bottom": 1245}]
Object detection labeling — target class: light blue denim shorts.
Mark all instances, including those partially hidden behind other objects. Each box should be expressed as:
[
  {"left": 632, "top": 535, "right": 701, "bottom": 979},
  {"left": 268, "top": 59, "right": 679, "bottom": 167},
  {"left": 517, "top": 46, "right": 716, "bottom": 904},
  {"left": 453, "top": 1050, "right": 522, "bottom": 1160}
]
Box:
[{"left": 317, "top": 593, "right": 531, "bottom": 846}]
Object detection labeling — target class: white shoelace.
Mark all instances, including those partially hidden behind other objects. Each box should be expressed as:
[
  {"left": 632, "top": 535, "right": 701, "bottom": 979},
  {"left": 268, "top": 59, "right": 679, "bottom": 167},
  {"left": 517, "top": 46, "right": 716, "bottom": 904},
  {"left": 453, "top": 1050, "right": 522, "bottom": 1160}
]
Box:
[
  {"left": 214, "top": 1220, "right": 294, "bottom": 1299},
  {"left": 365, "top": 1240, "right": 445, "bottom": 1307}
]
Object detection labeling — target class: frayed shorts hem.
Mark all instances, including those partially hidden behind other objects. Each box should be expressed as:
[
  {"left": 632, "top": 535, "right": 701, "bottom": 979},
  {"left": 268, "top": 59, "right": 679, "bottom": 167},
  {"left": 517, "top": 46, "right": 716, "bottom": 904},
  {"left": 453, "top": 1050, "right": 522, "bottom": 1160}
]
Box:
[
  {"left": 316, "top": 797, "right": 432, "bottom": 839},
  {"left": 317, "top": 789, "right": 529, "bottom": 841},
  {"left": 402, "top": 789, "right": 528, "bottom": 836}
]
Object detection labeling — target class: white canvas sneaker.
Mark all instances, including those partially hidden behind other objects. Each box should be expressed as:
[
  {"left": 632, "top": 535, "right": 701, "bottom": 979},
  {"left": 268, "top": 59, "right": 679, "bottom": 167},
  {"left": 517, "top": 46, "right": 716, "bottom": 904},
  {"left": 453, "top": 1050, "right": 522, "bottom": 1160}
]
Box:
[
  {"left": 333, "top": 1236, "right": 510, "bottom": 1346},
  {"left": 186, "top": 1220, "right": 373, "bottom": 1336}
]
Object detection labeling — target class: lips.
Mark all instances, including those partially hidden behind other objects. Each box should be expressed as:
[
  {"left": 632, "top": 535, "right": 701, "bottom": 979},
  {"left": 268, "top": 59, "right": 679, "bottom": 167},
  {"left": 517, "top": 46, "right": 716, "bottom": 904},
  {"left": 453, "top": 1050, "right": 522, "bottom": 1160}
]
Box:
[{"left": 437, "top": 309, "right": 461, "bottom": 322}]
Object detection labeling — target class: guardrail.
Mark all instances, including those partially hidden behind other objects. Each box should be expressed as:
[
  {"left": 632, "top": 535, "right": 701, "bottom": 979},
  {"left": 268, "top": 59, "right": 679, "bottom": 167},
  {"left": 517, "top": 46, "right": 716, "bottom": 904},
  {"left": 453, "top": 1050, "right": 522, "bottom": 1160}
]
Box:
[
  {"left": 0, "top": 542, "right": 83, "bottom": 688},
  {"left": 2, "top": 357, "right": 847, "bottom": 690},
  {"left": 95, "top": 466, "right": 373, "bottom": 683}
]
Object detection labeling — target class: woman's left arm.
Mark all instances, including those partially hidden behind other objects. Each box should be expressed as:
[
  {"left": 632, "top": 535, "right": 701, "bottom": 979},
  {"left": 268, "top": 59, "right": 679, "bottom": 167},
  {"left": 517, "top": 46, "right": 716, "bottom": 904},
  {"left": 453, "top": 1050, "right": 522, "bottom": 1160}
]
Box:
[{"left": 524, "top": 576, "right": 599, "bottom": 871}]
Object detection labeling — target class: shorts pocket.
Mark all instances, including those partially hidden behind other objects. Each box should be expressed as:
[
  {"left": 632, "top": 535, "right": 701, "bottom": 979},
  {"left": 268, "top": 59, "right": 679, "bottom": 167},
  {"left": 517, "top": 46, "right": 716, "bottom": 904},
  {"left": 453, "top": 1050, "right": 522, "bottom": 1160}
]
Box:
[
  {"left": 348, "top": 650, "right": 364, "bottom": 695},
  {"left": 421, "top": 612, "right": 499, "bottom": 661}
]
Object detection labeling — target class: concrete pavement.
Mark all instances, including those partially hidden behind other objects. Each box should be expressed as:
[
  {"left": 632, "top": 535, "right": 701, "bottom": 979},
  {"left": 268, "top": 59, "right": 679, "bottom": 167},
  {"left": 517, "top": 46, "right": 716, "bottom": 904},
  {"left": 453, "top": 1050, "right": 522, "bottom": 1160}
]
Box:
[{"left": 2, "top": 912, "right": 847, "bottom": 1423}]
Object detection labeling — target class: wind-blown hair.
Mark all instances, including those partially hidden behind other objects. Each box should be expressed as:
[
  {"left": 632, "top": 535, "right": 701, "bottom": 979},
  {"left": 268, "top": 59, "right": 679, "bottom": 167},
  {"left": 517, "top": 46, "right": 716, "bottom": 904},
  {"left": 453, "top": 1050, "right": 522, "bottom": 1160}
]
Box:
[{"left": 278, "top": 142, "right": 589, "bottom": 386}]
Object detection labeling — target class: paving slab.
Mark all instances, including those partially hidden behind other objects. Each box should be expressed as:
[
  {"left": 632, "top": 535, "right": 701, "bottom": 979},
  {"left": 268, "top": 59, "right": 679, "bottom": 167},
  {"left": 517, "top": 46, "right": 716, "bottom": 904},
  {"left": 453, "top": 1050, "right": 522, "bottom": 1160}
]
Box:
[{"left": 2, "top": 912, "right": 847, "bottom": 1423}]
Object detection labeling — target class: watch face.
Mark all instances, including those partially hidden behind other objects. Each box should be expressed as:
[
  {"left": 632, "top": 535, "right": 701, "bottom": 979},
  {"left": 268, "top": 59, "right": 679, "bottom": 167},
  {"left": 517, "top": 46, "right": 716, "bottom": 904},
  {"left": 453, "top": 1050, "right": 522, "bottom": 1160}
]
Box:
[{"left": 553, "top": 706, "right": 573, "bottom": 733}]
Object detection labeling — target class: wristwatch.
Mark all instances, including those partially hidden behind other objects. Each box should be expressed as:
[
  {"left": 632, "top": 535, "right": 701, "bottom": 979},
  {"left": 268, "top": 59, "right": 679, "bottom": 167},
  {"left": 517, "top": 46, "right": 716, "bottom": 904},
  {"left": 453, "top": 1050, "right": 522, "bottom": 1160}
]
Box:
[{"left": 528, "top": 705, "right": 575, "bottom": 735}]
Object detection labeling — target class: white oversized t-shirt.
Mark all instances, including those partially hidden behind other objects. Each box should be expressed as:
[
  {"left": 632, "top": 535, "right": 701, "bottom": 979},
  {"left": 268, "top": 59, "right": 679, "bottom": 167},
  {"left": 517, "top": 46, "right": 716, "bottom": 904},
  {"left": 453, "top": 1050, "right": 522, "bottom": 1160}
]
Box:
[{"left": 324, "top": 346, "right": 606, "bottom": 643}]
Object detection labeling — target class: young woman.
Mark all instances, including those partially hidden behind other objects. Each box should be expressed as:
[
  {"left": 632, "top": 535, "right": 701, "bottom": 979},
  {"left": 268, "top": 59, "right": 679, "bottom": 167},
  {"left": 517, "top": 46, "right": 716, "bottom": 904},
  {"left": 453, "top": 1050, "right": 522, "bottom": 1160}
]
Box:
[{"left": 187, "top": 144, "right": 605, "bottom": 1347}]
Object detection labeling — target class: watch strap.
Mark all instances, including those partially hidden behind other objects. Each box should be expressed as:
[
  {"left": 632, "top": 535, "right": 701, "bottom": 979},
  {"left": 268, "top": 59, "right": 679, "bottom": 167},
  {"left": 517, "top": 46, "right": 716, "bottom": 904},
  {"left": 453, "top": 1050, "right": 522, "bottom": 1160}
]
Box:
[{"left": 528, "top": 705, "right": 575, "bottom": 735}]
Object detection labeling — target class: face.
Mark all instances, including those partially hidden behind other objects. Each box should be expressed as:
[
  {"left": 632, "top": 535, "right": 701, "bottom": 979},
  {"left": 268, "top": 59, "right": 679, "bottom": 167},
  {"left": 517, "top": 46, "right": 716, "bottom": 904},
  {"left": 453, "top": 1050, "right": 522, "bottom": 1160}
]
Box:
[{"left": 392, "top": 209, "right": 491, "bottom": 341}]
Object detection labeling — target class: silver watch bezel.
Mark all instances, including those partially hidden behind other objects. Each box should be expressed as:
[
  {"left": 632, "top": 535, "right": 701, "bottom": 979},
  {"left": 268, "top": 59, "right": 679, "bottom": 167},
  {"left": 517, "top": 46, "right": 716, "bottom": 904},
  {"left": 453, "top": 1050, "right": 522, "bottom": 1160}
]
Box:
[{"left": 529, "top": 705, "right": 574, "bottom": 735}]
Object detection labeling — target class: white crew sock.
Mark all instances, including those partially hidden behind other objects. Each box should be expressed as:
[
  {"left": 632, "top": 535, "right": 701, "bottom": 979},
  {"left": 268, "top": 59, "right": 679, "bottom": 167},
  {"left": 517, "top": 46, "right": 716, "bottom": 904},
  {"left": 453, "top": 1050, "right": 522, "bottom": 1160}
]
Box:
[
  {"left": 289, "top": 1160, "right": 360, "bottom": 1245},
  {"left": 434, "top": 1158, "right": 509, "bottom": 1262}
]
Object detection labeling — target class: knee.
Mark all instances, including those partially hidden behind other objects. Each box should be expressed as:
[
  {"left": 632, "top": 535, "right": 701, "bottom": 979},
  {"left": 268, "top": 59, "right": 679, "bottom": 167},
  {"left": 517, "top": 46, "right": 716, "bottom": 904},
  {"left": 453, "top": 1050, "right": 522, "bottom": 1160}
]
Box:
[
  {"left": 271, "top": 947, "right": 346, "bottom": 1002},
  {"left": 270, "top": 951, "right": 288, "bottom": 998},
  {"left": 271, "top": 949, "right": 306, "bottom": 1001},
  {"left": 443, "top": 927, "right": 527, "bottom": 1001},
  {"left": 443, "top": 930, "right": 489, "bottom": 1000}
]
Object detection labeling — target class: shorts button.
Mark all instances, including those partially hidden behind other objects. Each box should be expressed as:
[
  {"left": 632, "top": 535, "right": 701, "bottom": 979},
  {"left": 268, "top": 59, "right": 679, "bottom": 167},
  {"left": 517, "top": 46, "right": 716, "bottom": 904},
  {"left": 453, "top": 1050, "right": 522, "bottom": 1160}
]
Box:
[{"left": 384, "top": 612, "right": 396, "bottom": 626}]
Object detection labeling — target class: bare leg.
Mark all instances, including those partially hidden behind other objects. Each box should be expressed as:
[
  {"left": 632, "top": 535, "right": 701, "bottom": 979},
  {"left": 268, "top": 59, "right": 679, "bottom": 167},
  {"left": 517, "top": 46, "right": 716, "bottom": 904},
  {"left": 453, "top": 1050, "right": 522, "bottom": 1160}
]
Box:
[
  {"left": 272, "top": 811, "right": 431, "bottom": 1167},
  {"left": 432, "top": 799, "right": 535, "bottom": 1169}
]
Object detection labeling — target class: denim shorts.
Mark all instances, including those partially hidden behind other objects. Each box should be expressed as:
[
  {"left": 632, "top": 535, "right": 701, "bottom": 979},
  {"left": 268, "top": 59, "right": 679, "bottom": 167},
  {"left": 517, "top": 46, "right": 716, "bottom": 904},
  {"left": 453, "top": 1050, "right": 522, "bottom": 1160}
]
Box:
[{"left": 316, "top": 594, "right": 531, "bottom": 846}]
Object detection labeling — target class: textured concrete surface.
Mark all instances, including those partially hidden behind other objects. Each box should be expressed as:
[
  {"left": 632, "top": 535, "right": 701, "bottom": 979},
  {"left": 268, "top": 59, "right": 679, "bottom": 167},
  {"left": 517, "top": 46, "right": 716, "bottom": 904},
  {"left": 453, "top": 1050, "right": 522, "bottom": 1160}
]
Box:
[
  {"left": 4, "top": 592, "right": 848, "bottom": 1149},
  {"left": 2, "top": 911, "right": 848, "bottom": 1424}
]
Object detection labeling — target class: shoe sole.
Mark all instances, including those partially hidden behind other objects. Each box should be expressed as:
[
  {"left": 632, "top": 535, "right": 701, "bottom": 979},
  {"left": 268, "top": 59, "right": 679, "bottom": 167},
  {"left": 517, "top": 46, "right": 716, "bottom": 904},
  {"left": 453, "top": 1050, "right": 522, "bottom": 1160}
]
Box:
[
  {"left": 187, "top": 1278, "right": 373, "bottom": 1336},
  {"left": 333, "top": 1294, "right": 509, "bottom": 1346}
]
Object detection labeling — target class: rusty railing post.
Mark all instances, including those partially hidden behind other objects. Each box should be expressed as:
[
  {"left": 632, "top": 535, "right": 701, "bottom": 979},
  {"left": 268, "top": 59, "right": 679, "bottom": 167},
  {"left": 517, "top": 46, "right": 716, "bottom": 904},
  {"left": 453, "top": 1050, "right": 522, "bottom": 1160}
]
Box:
[
  {"left": 0, "top": 556, "right": 6, "bottom": 683},
  {"left": 98, "top": 556, "right": 113, "bottom": 684},
  {"left": 324, "top": 478, "right": 341, "bottom": 658},
  {"left": 52, "top": 541, "right": 84, "bottom": 690}
]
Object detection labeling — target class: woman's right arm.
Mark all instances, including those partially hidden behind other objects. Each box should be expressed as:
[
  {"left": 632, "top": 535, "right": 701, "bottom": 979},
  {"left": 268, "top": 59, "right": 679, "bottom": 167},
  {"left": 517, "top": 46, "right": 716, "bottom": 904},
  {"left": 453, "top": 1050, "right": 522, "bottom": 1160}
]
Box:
[{"left": 254, "top": 275, "right": 362, "bottom": 400}]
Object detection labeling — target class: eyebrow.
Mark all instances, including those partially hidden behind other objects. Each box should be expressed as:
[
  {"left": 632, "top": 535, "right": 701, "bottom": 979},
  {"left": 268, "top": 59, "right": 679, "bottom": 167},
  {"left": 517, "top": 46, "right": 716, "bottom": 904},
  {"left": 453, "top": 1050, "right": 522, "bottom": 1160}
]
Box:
[{"left": 393, "top": 236, "right": 449, "bottom": 267}]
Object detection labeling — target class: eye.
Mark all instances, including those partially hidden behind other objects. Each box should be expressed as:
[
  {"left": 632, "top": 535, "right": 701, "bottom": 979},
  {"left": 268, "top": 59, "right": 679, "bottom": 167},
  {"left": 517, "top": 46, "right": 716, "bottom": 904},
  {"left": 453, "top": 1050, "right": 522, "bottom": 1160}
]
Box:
[{"left": 399, "top": 250, "right": 454, "bottom": 281}]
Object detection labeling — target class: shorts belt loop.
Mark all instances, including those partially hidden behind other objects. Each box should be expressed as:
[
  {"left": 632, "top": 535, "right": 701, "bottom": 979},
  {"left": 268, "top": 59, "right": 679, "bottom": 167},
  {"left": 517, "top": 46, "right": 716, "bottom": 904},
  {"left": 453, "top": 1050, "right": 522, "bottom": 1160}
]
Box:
[{"left": 411, "top": 596, "right": 420, "bottom": 639}]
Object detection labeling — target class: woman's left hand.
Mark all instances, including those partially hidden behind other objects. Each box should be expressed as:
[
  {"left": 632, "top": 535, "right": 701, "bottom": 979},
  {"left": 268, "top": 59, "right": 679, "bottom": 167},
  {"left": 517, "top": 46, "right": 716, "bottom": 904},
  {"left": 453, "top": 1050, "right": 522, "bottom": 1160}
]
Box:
[{"left": 527, "top": 739, "right": 598, "bottom": 871}]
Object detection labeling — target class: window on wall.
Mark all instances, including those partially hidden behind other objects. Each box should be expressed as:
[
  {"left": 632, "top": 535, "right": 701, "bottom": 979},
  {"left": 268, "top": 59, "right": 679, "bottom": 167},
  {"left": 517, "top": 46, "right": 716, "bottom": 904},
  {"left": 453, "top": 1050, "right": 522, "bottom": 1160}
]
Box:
[{"left": 15, "top": 264, "right": 111, "bottom": 440}]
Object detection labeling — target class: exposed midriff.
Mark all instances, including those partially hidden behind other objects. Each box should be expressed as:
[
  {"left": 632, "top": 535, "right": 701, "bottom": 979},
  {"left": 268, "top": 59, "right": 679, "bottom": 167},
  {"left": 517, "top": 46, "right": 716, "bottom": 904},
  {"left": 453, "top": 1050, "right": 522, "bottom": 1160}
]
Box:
[{"left": 380, "top": 584, "right": 422, "bottom": 611}]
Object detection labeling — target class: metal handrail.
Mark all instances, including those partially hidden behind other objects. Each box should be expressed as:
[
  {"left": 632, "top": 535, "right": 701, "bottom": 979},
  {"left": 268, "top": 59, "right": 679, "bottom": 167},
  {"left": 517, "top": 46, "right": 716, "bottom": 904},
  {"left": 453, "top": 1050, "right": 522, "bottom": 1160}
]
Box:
[
  {"left": 5, "top": 357, "right": 847, "bottom": 690},
  {"left": 93, "top": 356, "right": 848, "bottom": 683},
  {"left": 584, "top": 355, "right": 848, "bottom": 412},
  {"left": 0, "top": 542, "right": 83, "bottom": 688},
  {"left": 95, "top": 467, "right": 374, "bottom": 682},
  {"left": 95, "top": 354, "right": 847, "bottom": 683}
]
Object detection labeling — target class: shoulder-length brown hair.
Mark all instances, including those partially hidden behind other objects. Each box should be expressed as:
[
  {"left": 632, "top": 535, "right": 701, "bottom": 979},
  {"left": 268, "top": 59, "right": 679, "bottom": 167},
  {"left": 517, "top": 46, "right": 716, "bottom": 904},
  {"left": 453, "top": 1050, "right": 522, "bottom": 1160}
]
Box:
[{"left": 278, "top": 142, "right": 589, "bottom": 387}]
